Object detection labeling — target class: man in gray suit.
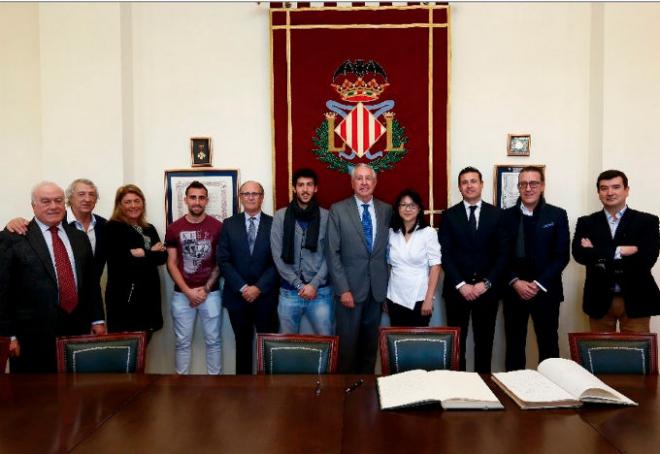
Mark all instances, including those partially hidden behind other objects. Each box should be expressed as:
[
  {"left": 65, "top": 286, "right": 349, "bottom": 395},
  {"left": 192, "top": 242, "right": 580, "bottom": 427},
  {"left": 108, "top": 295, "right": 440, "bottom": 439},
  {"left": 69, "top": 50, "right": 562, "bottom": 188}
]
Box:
[{"left": 326, "top": 164, "right": 392, "bottom": 373}]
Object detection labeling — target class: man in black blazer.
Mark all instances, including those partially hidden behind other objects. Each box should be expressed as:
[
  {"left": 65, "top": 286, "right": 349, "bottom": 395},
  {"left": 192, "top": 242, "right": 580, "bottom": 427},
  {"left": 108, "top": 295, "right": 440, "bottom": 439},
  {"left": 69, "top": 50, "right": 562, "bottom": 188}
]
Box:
[
  {"left": 6, "top": 178, "right": 108, "bottom": 280},
  {"left": 0, "top": 182, "right": 106, "bottom": 373},
  {"left": 439, "top": 167, "right": 508, "bottom": 373},
  {"left": 217, "top": 181, "right": 279, "bottom": 374},
  {"left": 573, "top": 169, "right": 660, "bottom": 332},
  {"left": 501, "top": 166, "right": 570, "bottom": 371}
]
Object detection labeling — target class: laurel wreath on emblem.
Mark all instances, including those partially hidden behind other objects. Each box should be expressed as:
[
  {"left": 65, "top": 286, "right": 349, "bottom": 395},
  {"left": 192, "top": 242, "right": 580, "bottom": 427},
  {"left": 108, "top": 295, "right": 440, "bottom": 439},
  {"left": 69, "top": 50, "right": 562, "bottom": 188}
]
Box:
[{"left": 311, "top": 119, "right": 408, "bottom": 174}]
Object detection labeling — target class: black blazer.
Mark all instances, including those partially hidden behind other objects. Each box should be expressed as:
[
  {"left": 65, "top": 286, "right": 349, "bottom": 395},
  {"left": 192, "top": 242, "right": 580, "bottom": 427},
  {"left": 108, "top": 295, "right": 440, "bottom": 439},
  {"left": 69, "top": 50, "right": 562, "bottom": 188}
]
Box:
[
  {"left": 438, "top": 201, "right": 508, "bottom": 301},
  {"left": 65, "top": 212, "right": 108, "bottom": 280},
  {"left": 501, "top": 199, "right": 570, "bottom": 302},
  {"left": 104, "top": 220, "right": 167, "bottom": 333},
  {"left": 572, "top": 208, "right": 660, "bottom": 318},
  {"left": 0, "top": 220, "right": 104, "bottom": 338},
  {"left": 216, "top": 212, "right": 279, "bottom": 311}
]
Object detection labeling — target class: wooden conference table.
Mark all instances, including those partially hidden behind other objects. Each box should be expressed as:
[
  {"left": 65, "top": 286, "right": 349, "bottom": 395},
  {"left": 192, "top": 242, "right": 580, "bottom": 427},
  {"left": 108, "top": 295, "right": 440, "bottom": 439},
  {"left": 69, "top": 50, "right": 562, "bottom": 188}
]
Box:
[{"left": 0, "top": 373, "right": 657, "bottom": 454}]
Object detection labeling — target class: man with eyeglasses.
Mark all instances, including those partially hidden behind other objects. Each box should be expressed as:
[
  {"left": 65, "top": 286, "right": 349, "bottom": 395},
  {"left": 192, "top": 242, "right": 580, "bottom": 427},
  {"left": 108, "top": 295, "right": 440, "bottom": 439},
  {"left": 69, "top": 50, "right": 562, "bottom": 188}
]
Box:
[
  {"left": 165, "top": 181, "right": 223, "bottom": 374},
  {"left": 438, "top": 166, "right": 508, "bottom": 373},
  {"left": 271, "top": 168, "right": 333, "bottom": 335},
  {"left": 501, "top": 166, "right": 570, "bottom": 371},
  {"left": 217, "top": 181, "right": 279, "bottom": 374},
  {"left": 572, "top": 169, "right": 660, "bottom": 332},
  {"left": 6, "top": 178, "right": 108, "bottom": 280}
]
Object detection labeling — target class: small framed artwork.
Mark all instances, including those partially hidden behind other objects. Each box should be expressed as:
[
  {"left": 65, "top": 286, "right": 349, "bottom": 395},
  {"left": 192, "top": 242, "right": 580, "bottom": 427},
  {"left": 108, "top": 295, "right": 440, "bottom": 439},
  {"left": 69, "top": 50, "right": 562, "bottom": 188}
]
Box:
[
  {"left": 165, "top": 169, "right": 239, "bottom": 225},
  {"left": 190, "top": 137, "right": 213, "bottom": 167},
  {"left": 494, "top": 164, "right": 545, "bottom": 209},
  {"left": 507, "top": 134, "right": 531, "bottom": 157}
]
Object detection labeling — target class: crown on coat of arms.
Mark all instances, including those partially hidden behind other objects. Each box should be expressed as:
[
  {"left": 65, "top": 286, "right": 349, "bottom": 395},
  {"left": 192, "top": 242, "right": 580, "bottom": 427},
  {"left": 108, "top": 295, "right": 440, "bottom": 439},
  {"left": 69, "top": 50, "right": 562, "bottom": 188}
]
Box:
[{"left": 331, "top": 59, "right": 390, "bottom": 103}]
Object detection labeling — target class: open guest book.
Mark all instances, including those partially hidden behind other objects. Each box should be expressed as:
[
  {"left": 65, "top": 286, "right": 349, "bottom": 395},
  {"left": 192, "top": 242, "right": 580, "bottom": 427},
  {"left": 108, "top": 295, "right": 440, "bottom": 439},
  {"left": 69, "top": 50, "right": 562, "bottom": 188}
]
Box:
[
  {"left": 492, "top": 358, "right": 638, "bottom": 410},
  {"left": 377, "top": 369, "right": 504, "bottom": 410}
]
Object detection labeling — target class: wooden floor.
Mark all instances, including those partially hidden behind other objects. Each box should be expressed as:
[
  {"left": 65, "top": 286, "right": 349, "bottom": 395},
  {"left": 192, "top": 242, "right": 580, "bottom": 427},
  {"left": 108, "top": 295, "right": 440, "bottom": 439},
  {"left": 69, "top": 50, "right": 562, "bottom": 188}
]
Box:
[{"left": 0, "top": 373, "right": 656, "bottom": 453}]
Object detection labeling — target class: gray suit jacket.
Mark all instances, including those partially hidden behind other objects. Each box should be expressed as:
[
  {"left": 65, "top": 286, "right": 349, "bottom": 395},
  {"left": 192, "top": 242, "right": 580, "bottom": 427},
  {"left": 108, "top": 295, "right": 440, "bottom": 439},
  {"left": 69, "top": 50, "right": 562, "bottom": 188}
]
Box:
[{"left": 326, "top": 196, "right": 392, "bottom": 302}]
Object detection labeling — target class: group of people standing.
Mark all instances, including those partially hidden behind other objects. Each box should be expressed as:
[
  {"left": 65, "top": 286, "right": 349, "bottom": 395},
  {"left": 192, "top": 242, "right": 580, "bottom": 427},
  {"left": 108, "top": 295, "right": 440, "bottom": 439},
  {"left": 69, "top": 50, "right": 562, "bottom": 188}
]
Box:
[{"left": 1, "top": 164, "right": 658, "bottom": 375}]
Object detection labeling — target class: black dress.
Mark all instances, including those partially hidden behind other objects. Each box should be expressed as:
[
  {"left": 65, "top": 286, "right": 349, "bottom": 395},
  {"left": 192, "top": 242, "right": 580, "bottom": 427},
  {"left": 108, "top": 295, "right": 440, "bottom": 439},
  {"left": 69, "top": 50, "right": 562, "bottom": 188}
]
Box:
[{"left": 104, "top": 220, "right": 167, "bottom": 334}]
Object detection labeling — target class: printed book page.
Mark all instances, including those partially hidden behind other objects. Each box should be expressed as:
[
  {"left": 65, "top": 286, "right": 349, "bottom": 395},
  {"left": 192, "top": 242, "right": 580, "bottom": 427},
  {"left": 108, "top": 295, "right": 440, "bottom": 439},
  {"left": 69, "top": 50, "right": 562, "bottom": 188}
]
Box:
[
  {"left": 491, "top": 370, "right": 580, "bottom": 409},
  {"left": 377, "top": 370, "right": 443, "bottom": 409},
  {"left": 428, "top": 370, "right": 503, "bottom": 409},
  {"left": 377, "top": 370, "right": 503, "bottom": 410},
  {"left": 537, "top": 358, "right": 637, "bottom": 406}
]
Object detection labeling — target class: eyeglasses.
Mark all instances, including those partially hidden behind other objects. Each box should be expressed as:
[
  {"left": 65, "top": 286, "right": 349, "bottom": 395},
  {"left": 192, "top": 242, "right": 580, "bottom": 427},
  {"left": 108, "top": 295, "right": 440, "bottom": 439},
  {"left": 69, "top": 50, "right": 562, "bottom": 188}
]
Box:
[
  {"left": 399, "top": 203, "right": 419, "bottom": 211},
  {"left": 517, "top": 181, "right": 542, "bottom": 190},
  {"left": 239, "top": 192, "right": 263, "bottom": 198}
]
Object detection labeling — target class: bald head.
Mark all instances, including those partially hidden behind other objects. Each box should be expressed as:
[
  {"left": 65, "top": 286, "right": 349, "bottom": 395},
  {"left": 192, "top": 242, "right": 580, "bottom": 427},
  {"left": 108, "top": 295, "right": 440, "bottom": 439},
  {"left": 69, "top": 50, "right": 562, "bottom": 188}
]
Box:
[{"left": 31, "top": 181, "right": 66, "bottom": 226}]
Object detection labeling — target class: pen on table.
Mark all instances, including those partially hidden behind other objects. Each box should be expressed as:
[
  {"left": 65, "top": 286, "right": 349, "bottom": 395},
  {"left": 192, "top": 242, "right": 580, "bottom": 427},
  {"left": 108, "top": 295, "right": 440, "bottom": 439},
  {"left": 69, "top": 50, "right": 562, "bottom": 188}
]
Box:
[
  {"left": 315, "top": 379, "right": 321, "bottom": 396},
  {"left": 345, "top": 378, "right": 364, "bottom": 394}
]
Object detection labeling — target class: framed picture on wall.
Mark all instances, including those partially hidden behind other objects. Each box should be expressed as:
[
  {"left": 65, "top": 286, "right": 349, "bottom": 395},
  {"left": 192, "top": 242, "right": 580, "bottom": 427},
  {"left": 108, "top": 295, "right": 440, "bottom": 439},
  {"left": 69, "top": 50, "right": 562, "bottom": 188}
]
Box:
[
  {"left": 494, "top": 164, "right": 546, "bottom": 209},
  {"left": 165, "top": 169, "right": 239, "bottom": 225},
  {"left": 507, "top": 134, "right": 531, "bottom": 157},
  {"left": 190, "top": 137, "right": 213, "bottom": 167}
]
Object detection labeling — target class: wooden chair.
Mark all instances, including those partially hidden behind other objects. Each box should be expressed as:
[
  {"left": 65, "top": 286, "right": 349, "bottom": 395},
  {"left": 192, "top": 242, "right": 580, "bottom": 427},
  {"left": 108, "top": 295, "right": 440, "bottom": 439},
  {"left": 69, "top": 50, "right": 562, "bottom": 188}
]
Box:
[
  {"left": 56, "top": 332, "right": 147, "bottom": 373},
  {"left": 569, "top": 332, "right": 658, "bottom": 375},
  {"left": 257, "top": 333, "right": 339, "bottom": 375},
  {"left": 379, "top": 327, "right": 461, "bottom": 375},
  {"left": 0, "top": 337, "right": 10, "bottom": 374}
]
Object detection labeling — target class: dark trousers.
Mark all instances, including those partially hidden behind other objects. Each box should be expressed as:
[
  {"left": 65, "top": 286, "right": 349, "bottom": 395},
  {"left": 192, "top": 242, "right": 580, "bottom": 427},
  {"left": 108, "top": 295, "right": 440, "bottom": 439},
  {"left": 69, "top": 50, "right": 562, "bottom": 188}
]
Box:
[
  {"left": 10, "top": 333, "right": 58, "bottom": 373},
  {"left": 10, "top": 307, "right": 87, "bottom": 373},
  {"left": 336, "top": 291, "right": 382, "bottom": 374},
  {"left": 445, "top": 294, "right": 499, "bottom": 373},
  {"left": 503, "top": 291, "right": 560, "bottom": 371},
  {"left": 227, "top": 298, "right": 279, "bottom": 375},
  {"left": 387, "top": 299, "right": 431, "bottom": 327}
]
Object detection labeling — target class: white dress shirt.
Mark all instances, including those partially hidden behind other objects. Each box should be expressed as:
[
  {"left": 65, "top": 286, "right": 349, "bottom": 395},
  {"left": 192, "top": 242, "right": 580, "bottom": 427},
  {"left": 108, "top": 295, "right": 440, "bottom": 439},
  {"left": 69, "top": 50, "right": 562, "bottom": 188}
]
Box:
[
  {"left": 387, "top": 226, "right": 442, "bottom": 309},
  {"left": 66, "top": 207, "right": 97, "bottom": 254}
]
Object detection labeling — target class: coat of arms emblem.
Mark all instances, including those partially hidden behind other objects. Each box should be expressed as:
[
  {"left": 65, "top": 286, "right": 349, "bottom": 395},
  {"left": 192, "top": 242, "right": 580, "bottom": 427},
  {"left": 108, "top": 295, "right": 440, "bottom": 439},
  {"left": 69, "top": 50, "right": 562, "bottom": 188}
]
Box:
[{"left": 312, "top": 59, "right": 409, "bottom": 174}]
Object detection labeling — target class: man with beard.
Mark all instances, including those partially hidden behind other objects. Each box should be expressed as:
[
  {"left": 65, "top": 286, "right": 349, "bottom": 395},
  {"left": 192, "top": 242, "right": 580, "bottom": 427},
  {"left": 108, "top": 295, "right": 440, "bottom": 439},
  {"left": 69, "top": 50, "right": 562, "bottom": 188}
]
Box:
[
  {"left": 271, "top": 168, "right": 333, "bottom": 335},
  {"left": 165, "top": 181, "right": 223, "bottom": 374}
]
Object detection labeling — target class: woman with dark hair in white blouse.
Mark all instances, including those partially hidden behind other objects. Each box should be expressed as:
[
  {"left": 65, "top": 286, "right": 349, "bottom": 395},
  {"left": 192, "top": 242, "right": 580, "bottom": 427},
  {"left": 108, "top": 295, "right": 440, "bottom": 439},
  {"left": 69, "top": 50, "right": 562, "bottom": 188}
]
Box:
[{"left": 387, "top": 188, "right": 442, "bottom": 326}]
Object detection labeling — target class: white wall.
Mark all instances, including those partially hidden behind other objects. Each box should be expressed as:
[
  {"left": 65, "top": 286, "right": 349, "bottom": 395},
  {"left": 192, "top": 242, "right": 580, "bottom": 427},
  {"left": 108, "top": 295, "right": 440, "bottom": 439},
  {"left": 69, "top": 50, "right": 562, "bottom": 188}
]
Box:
[
  {"left": 0, "top": 4, "right": 42, "bottom": 217},
  {"left": 601, "top": 4, "right": 660, "bottom": 333},
  {"left": 0, "top": 2, "right": 658, "bottom": 373}
]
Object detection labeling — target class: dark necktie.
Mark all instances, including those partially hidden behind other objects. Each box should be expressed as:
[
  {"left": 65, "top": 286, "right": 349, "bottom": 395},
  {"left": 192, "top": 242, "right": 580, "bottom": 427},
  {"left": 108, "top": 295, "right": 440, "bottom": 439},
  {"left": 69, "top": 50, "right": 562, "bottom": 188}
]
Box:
[
  {"left": 48, "top": 226, "right": 78, "bottom": 313},
  {"left": 248, "top": 216, "right": 257, "bottom": 254},
  {"left": 361, "top": 204, "right": 373, "bottom": 253},
  {"left": 468, "top": 205, "right": 477, "bottom": 233}
]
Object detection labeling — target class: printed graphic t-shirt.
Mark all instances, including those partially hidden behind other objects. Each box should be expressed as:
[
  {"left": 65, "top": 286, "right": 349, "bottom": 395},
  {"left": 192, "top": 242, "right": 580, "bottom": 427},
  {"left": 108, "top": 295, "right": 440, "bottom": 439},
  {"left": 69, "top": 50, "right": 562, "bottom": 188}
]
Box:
[{"left": 165, "top": 215, "right": 223, "bottom": 291}]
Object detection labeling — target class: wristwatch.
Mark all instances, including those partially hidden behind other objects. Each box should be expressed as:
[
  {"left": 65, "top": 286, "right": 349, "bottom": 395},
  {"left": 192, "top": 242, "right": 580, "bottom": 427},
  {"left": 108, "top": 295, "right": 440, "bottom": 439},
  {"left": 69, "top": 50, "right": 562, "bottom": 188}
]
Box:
[{"left": 483, "top": 279, "right": 492, "bottom": 290}]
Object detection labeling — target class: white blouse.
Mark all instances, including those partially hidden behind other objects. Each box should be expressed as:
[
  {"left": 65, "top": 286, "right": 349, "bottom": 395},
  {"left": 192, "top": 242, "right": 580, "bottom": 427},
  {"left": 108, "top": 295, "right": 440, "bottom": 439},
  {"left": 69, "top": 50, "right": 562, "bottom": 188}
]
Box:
[{"left": 386, "top": 226, "right": 442, "bottom": 309}]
